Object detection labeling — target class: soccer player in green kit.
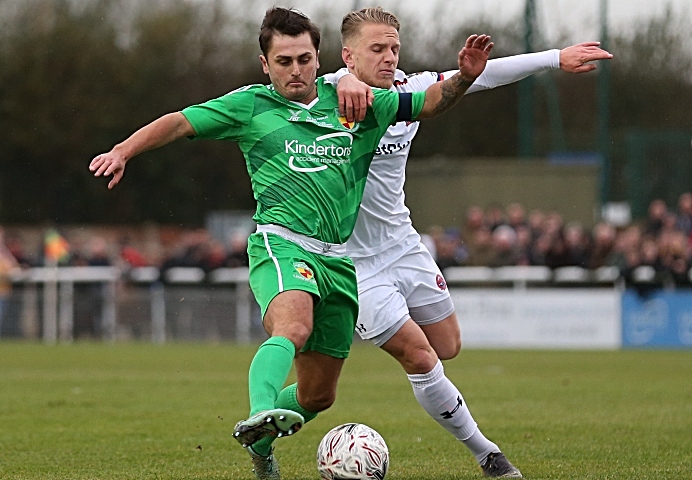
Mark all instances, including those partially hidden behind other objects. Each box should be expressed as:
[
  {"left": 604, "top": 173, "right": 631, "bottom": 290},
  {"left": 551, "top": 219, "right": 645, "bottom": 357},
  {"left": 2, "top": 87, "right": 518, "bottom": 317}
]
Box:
[{"left": 89, "top": 7, "right": 492, "bottom": 479}]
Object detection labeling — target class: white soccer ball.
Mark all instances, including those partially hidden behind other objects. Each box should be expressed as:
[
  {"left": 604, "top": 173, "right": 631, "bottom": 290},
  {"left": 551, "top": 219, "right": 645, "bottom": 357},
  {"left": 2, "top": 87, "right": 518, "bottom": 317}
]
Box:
[{"left": 316, "top": 423, "right": 389, "bottom": 480}]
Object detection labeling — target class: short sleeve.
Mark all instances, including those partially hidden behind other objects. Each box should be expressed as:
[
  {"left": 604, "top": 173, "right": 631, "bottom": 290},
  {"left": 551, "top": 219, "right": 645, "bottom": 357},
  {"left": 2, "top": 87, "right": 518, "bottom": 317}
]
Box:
[{"left": 181, "top": 86, "right": 256, "bottom": 141}]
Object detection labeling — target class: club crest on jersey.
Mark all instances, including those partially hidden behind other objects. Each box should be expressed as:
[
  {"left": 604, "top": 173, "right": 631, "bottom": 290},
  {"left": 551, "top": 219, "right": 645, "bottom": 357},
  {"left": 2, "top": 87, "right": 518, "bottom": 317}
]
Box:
[
  {"left": 338, "top": 116, "right": 356, "bottom": 129},
  {"left": 334, "top": 108, "right": 357, "bottom": 130},
  {"left": 436, "top": 274, "right": 447, "bottom": 290},
  {"left": 293, "top": 262, "right": 316, "bottom": 282},
  {"left": 287, "top": 109, "right": 303, "bottom": 122}
]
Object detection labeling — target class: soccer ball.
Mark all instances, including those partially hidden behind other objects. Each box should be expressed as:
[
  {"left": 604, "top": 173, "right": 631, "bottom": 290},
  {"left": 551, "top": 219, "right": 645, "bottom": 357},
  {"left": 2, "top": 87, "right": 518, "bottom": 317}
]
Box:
[{"left": 316, "top": 423, "right": 389, "bottom": 480}]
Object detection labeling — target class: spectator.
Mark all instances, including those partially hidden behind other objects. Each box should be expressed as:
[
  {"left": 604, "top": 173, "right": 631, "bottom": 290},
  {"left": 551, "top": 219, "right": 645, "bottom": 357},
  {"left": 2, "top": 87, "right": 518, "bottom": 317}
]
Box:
[
  {"left": 225, "top": 232, "right": 250, "bottom": 268},
  {"left": 488, "top": 225, "right": 521, "bottom": 267},
  {"left": 563, "top": 222, "right": 590, "bottom": 267},
  {"left": 527, "top": 209, "right": 546, "bottom": 241},
  {"left": 461, "top": 206, "right": 486, "bottom": 248},
  {"left": 659, "top": 231, "right": 691, "bottom": 286},
  {"left": 606, "top": 225, "right": 641, "bottom": 270},
  {"left": 435, "top": 229, "right": 467, "bottom": 271},
  {"left": 5, "top": 234, "right": 32, "bottom": 268},
  {"left": 513, "top": 225, "right": 532, "bottom": 266},
  {"left": 87, "top": 237, "right": 112, "bottom": 266},
  {"left": 643, "top": 199, "right": 667, "bottom": 237},
  {"left": 0, "top": 228, "right": 20, "bottom": 337},
  {"left": 465, "top": 226, "right": 494, "bottom": 267},
  {"left": 543, "top": 211, "right": 564, "bottom": 238},
  {"left": 506, "top": 203, "right": 527, "bottom": 231},
  {"left": 201, "top": 239, "right": 229, "bottom": 272},
  {"left": 119, "top": 237, "right": 150, "bottom": 268},
  {"left": 544, "top": 232, "right": 571, "bottom": 269},
  {"left": 586, "top": 222, "right": 616, "bottom": 269},
  {"left": 529, "top": 233, "right": 552, "bottom": 266},
  {"left": 639, "top": 237, "right": 664, "bottom": 271},
  {"left": 485, "top": 203, "right": 506, "bottom": 231},
  {"left": 675, "top": 192, "right": 692, "bottom": 236}
]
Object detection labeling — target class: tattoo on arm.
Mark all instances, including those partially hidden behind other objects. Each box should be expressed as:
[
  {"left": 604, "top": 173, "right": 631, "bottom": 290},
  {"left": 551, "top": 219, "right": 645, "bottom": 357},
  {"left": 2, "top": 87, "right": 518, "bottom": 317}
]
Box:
[{"left": 433, "top": 75, "right": 474, "bottom": 116}]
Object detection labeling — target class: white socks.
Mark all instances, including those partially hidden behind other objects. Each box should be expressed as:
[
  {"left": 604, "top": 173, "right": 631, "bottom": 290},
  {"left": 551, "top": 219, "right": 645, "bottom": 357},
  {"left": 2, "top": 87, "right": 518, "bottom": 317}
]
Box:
[{"left": 407, "top": 360, "right": 499, "bottom": 463}]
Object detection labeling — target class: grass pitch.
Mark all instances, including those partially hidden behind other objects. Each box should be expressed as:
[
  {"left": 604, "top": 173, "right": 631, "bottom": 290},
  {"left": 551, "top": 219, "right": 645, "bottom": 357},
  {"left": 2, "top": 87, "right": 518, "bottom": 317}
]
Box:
[{"left": 0, "top": 342, "right": 690, "bottom": 479}]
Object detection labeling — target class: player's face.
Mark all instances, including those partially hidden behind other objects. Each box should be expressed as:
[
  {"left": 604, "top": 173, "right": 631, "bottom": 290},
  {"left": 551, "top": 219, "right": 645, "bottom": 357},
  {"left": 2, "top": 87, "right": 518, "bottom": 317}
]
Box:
[
  {"left": 260, "top": 32, "right": 320, "bottom": 103},
  {"left": 342, "top": 22, "right": 400, "bottom": 89}
]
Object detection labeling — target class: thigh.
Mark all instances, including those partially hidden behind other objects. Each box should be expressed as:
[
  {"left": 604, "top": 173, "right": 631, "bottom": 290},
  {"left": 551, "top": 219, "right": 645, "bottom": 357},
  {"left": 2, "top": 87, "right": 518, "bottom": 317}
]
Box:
[
  {"left": 353, "top": 268, "right": 410, "bottom": 342},
  {"left": 303, "top": 253, "right": 359, "bottom": 359},
  {"left": 263, "top": 290, "right": 314, "bottom": 349},
  {"left": 248, "top": 232, "right": 321, "bottom": 318},
  {"left": 393, "top": 243, "right": 453, "bottom": 321}
]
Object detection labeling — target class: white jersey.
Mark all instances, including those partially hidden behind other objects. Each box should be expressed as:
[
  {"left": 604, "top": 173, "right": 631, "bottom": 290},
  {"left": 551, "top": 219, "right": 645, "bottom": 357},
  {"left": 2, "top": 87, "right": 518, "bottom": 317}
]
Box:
[{"left": 324, "top": 50, "right": 560, "bottom": 259}]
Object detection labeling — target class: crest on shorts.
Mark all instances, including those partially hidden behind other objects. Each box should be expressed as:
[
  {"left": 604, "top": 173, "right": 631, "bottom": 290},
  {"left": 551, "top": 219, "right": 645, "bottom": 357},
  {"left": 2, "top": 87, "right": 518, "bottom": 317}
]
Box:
[
  {"left": 293, "top": 262, "right": 315, "bottom": 281},
  {"left": 436, "top": 274, "right": 447, "bottom": 290}
]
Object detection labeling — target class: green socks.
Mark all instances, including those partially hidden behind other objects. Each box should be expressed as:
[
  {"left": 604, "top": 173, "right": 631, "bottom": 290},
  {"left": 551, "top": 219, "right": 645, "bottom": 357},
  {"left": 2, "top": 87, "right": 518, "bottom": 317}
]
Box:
[
  {"left": 248, "top": 336, "right": 296, "bottom": 416},
  {"left": 251, "top": 383, "right": 318, "bottom": 456}
]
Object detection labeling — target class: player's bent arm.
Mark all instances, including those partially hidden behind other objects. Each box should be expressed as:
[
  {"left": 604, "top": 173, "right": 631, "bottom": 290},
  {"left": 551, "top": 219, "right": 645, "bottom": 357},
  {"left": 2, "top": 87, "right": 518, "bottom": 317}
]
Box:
[
  {"left": 416, "top": 72, "right": 475, "bottom": 119},
  {"left": 417, "top": 34, "right": 492, "bottom": 119},
  {"left": 90, "top": 112, "right": 194, "bottom": 189}
]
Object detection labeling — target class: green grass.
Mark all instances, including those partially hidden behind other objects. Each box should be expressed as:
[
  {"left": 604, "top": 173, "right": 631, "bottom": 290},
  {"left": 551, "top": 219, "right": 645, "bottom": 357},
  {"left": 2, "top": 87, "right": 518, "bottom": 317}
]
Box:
[{"left": 0, "top": 342, "right": 690, "bottom": 479}]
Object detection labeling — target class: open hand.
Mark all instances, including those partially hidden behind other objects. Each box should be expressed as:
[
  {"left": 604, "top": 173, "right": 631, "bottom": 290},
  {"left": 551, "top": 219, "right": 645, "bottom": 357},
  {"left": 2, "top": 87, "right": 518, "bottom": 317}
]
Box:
[
  {"left": 89, "top": 151, "right": 127, "bottom": 189},
  {"left": 458, "top": 34, "right": 494, "bottom": 82}
]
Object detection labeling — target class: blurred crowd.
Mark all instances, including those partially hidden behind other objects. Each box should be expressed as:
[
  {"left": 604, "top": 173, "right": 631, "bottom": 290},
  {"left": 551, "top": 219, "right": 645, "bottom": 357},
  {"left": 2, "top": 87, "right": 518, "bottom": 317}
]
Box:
[
  {"left": 1, "top": 192, "right": 692, "bottom": 288},
  {"left": 423, "top": 192, "right": 692, "bottom": 287}
]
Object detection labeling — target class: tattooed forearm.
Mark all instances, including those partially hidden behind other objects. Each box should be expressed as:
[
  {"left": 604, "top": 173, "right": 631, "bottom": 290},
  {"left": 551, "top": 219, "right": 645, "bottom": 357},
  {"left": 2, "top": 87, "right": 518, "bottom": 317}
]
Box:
[{"left": 432, "top": 74, "right": 474, "bottom": 116}]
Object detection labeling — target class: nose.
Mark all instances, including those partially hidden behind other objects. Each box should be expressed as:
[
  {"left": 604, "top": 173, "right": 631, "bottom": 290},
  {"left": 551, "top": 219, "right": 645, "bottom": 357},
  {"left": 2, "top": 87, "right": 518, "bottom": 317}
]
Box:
[{"left": 291, "top": 61, "right": 301, "bottom": 76}]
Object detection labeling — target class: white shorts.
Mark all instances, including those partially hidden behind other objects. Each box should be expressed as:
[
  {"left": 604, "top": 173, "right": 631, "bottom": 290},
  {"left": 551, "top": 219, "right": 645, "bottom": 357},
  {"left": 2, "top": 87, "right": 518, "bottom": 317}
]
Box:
[{"left": 352, "top": 237, "right": 454, "bottom": 347}]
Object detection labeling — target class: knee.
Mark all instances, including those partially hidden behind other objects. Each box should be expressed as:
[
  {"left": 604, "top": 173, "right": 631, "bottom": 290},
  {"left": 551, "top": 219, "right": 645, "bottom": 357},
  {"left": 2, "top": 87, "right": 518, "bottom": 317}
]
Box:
[
  {"left": 435, "top": 336, "right": 461, "bottom": 360},
  {"left": 403, "top": 345, "right": 439, "bottom": 373},
  {"left": 299, "top": 389, "right": 336, "bottom": 413}
]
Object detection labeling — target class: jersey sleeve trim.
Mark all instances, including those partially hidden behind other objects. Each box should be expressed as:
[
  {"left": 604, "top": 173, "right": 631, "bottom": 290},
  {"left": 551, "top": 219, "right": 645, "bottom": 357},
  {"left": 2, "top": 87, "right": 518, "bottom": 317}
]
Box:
[{"left": 395, "top": 93, "right": 413, "bottom": 123}]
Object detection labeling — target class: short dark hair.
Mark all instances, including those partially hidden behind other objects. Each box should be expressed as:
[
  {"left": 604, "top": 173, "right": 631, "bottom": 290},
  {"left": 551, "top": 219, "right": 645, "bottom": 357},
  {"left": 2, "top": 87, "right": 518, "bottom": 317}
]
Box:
[{"left": 259, "top": 7, "right": 321, "bottom": 57}]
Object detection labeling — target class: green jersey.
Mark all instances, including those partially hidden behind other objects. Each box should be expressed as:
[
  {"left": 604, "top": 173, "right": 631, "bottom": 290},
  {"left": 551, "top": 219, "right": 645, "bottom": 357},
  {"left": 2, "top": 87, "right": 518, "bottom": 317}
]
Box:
[{"left": 181, "top": 77, "right": 425, "bottom": 245}]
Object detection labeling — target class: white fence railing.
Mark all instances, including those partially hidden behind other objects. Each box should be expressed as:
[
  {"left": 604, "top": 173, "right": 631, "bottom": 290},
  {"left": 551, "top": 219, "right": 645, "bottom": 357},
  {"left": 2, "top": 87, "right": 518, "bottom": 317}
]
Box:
[
  {"left": 4, "top": 265, "right": 690, "bottom": 344},
  {"left": 7, "top": 266, "right": 255, "bottom": 344}
]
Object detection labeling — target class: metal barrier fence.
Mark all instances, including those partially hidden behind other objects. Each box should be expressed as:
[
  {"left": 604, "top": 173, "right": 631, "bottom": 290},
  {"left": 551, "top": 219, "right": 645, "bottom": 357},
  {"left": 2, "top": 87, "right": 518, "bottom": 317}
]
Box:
[
  {"left": 2, "top": 265, "right": 688, "bottom": 343},
  {"left": 1, "top": 267, "right": 261, "bottom": 343}
]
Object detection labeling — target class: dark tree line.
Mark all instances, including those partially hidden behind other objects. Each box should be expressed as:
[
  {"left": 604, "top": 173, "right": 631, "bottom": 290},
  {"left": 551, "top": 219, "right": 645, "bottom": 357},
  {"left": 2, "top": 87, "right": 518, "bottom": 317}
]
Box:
[{"left": 0, "top": 0, "right": 690, "bottom": 224}]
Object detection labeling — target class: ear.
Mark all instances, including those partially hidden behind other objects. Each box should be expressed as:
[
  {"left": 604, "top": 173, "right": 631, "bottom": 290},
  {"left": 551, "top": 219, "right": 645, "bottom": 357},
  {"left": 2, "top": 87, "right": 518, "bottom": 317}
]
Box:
[
  {"left": 316, "top": 49, "right": 320, "bottom": 70},
  {"left": 259, "top": 55, "right": 269, "bottom": 75},
  {"left": 342, "top": 46, "right": 353, "bottom": 69}
]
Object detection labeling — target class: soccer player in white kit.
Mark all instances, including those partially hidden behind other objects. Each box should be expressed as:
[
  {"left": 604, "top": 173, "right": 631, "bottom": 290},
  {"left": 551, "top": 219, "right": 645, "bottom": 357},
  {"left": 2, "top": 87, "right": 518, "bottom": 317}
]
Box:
[{"left": 326, "top": 7, "right": 613, "bottom": 478}]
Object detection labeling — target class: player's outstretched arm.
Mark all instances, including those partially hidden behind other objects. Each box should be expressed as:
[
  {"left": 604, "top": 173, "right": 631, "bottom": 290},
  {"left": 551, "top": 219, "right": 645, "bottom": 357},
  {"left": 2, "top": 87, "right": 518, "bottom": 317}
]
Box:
[
  {"left": 559, "top": 41, "right": 613, "bottom": 73},
  {"left": 448, "top": 41, "right": 612, "bottom": 94},
  {"left": 417, "top": 34, "right": 493, "bottom": 119},
  {"left": 89, "top": 112, "right": 195, "bottom": 189}
]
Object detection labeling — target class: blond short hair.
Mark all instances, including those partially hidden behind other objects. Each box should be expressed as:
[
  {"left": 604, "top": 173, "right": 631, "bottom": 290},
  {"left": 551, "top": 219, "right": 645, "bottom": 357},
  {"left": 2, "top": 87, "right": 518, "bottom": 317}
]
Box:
[{"left": 341, "top": 7, "right": 400, "bottom": 45}]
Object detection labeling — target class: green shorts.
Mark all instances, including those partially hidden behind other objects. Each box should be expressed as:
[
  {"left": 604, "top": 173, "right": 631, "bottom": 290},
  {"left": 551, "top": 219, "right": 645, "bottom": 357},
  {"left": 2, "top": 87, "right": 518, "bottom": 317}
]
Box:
[{"left": 247, "top": 232, "right": 358, "bottom": 359}]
